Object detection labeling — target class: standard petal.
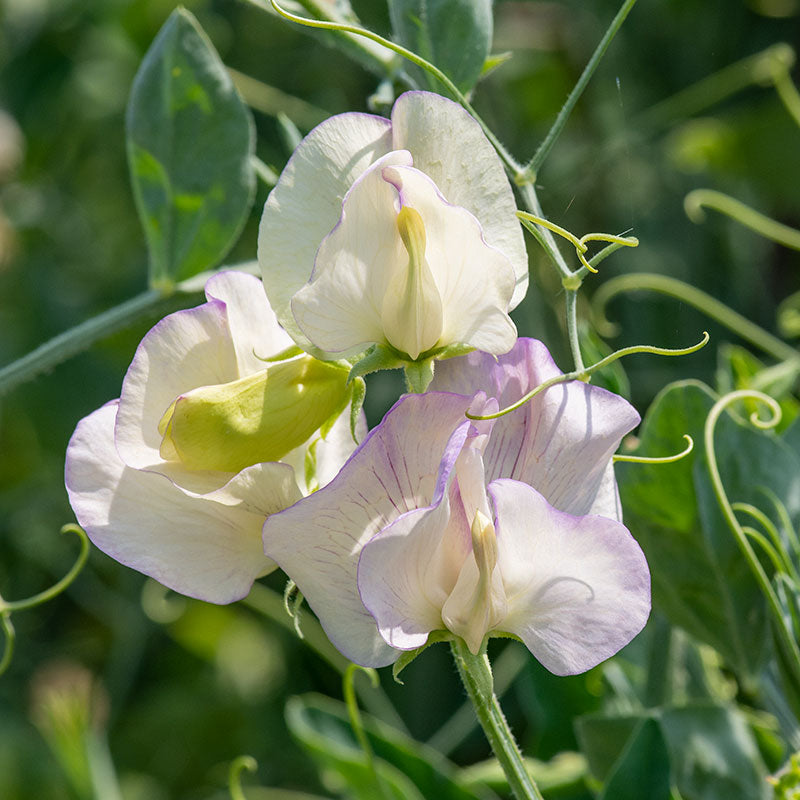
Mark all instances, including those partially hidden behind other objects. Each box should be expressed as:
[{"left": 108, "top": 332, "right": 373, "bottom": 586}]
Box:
[
  {"left": 204, "top": 270, "right": 294, "bottom": 375},
  {"left": 258, "top": 112, "right": 393, "bottom": 349},
  {"left": 115, "top": 297, "right": 240, "bottom": 491},
  {"left": 262, "top": 391, "right": 474, "bottom": 666},
  {"left": 391, "top": 92, "right": 528, "bottom": 309},
  {"left": 382, "top": 165, "right": 517, "bottom": 355},
  {"left": 432, "top": 339, "right": 640, "bottom": 516},
  {"left": 489, "top": 479, "right": 650, "bottom": 675},
  {"left": 66, "top": 403, "right": 288, "bottom": 604},
  {"left": 291, "top": 151, "right": 412, "bottom": 357}
]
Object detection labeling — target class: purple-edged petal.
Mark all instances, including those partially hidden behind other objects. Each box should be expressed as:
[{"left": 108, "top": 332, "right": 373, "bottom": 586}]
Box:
[
  {"left": 433, "top": 339, "right": 640, "bottom": 516},
  {"left": 391, "top": 92, "right": 528, "bottom": 309},
  {"left": 489, "top": 479, "right": 650, "bottom": 675},
  {"left": 204, "top": 271, "right": 294, "bottom": 375},
  {"left": 358, "top": 493, "right": 468, "bottom": 651},
  {"left": 67, "top": 403, "right": 297, "bottom": 604},
  {"left": 262, "top": 391, "right": 474, "bottom": 666},
  {"left": 258, "top": 112, "right": 393, "bottom": 349}
]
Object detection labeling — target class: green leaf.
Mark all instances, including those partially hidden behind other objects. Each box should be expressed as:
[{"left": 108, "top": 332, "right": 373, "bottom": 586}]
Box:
[
  {"left": 388, "top": 0, "right": 493, "bottom": 96},
  {"left": 599, "top": 718, "right": 671, "bottom": 800},
  {"left": 285, "top": 693, "right": 497, "bottom": 800},
  {"left": 618, "top": 380, "right": 800, "bottom": 681},
  {"left": 578, "top": 705, "right": 770, "bottom": 800},
  {"left": 127, "top": 8, "right": 255, "bottom": 287},
  {"left": 659, "top": 705, "right": 770, "bottom": 800}
]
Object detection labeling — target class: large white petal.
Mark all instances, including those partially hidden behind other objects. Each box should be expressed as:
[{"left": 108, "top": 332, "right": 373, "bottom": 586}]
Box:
[
  {"left": 432, "top": 339, "right": 640, "bottom": 516},
  {"left": 66, "top": 403, "right": 293, "bottom": 604},
  {"left": 262, "top": 391, "right": 474, "bottom": 666},
  {"left": 204, "top": 271, "right": 294, "bottom": 376},
  {"left": 489, "top": 479, "right": 650, "bottom": 675},
  {"left": 382, "top": 165, "right": 517, "bottom": 355},
  {"left": 391, "top": 92, "right": 528, "bottom": 309},
  {"left": 115, "top": 298, "right": 240, "bottom": 492},
  {"left": 291, "top": 151, "right": 412, "bottom": 357},
  {"left": 258, "top": 112, "right": 393, "bottom": 349}
]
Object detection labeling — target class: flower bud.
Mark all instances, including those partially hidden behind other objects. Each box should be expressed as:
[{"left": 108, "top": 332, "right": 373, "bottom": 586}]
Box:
[{"left": 158, "top": 356, "right": 350, "bottom": 473}]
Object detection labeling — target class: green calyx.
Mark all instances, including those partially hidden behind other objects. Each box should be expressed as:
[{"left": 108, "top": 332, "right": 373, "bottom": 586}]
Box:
[{"left": 158, "top": 355, "right": 351, "bottom": 473}]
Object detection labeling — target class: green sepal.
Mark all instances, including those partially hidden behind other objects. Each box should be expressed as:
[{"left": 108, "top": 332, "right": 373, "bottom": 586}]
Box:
[
  {"left": 403, "top": 358, "right": 435, "bottom": 394},
  {"left": 432, "top": 342, "right": 475, "bottom": 362},
  {"left": 392, "top": 630, "right": 453, "bottom": 685},
  {"left": 349, "top": 377, "right": 367, "bottom": 445},
  {"left": 347, "top": 344, "right": 406, "bottom": 384},
  {"left": 259, "top": 344, "right": 305, "bottom": 363}
]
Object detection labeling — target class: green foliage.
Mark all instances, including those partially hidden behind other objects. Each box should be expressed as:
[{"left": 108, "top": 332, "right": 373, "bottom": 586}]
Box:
[
  {"left": 286, "top": 693, "right": 495, "bottom": 799},
  {"left": 618, "top": 380, "right": 800, "bottom": 682},
  {"left": 388, "top": 0, "right": 492, "bottom": 95},
  {"left": 578, "top": 705, "right": 770, "bottom": 800},
  {"left": 126, "top": 8, "right": 255, "bottom": 288}
]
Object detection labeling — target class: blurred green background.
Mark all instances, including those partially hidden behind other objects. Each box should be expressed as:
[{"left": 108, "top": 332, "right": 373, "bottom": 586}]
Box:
[{"left": 1, "top": 0, "right": 799, "bottom": 797}]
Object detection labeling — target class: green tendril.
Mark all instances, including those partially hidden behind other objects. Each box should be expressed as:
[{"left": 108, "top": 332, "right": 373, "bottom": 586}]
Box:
[
  {"left": 1, "top": 525, "right": 89, "bottom": 614},
  {"left": 0, "top": 613, "right": 15, "bottom": 678},
  {"left": 282, "top": 579, "right": 305, "bottom": 639},
  {"left": 742, "top": 526, "right": 790, "bottom": 577},
  {"left": 591, "top": 272, "right": 799, "bottom": 364},
  {"left": 228, "top": 755, "right": 258, "bottom": 800},
  {"left": 267, "top": 0, "right": 523, "bottom": 176},
  {"left": 704, "top": 390, "right": 800, "bottom": 694},
  {"left": 467, "top": 332, "right": 709, "bottom": 421},
  {"left": 517, "top": 211, "right": 638, "bottom": 275},
  {"left": 685, "top": 189, "right": 800, "bottom": 252},
  {"left": 756, "top": 486, "right": 800, "bottom": 564},
  {"left": 0, "top": 525, "right": 89, "bottom": 678},
  {"left": 614, "top": 434, "right": 694, "bottom": 464},
  {"left": 734, "top": 502, "right": 799, "bottom": 582},
  {"left": 344, "top": 663, "right": 388, "bottom": 799}
]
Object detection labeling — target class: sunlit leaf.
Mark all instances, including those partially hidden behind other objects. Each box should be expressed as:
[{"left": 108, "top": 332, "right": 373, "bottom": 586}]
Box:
[
  {"left": 388, "top": 0, "right": 493, "bottom": 96},
  {"left": 126, "top": 8, "right": 255, "bottom": 287}
]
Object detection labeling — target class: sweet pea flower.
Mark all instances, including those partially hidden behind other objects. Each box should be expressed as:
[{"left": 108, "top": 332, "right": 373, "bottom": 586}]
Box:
[
  {"left": 262, "top": 339, "right": 650, "bottom": 672},
  {"left": 258, "top": 91, "right": 528, "bottom": 362},
  {"left": 66, "top": 271, "right": 363, "bottom": 604}
]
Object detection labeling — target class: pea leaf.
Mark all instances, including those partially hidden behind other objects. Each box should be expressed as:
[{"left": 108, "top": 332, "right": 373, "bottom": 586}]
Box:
[
  {"left": 126, "top": 8, "right": 255, "bottom": 288},
  {"left": 618, "top": 380, "right": 800, "bottom": 681},
  {"left": 285, "top": 693, "right": 496, "bottom": 800},
  {"left": 578, "top": 705, "right": 770, "bottom": 800},
  {"left": 388, "top": 0, "right": 493, "bottom": 96}
]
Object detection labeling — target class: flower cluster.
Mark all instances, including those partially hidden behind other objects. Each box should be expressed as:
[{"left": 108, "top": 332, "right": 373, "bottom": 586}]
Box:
[{"left": 66, "top": 91, "right": 650, "bottom": 673}]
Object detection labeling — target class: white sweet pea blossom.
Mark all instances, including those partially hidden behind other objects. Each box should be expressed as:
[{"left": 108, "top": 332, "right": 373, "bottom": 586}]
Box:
[
  {"left": 258, "top": 91, "right": 528, "bottom": 361},
  {"left": 263, "top": 339, "right": 650, "bottom": 671},
  {"left": 66, "top": 271, "right": 363, "bottom": 604}
]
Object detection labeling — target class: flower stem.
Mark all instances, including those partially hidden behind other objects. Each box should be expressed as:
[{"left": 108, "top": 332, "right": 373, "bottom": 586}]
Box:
[
  {"left": 526, "top": 0, "right": 639, "bottom": 175},
  {"left": 450, "top": 639, "right": 543, "bottom": 800}
]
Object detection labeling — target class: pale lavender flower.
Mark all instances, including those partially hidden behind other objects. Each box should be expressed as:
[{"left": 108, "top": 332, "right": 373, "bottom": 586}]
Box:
[
  {"left": 66, "top": 271, "right": 362, "bottom": 603},
  {"left": 262, "top": 339, "right": 650, "bottom": 672}
]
